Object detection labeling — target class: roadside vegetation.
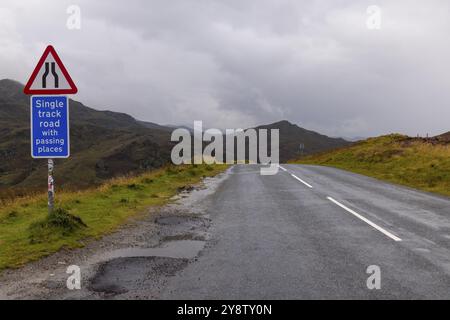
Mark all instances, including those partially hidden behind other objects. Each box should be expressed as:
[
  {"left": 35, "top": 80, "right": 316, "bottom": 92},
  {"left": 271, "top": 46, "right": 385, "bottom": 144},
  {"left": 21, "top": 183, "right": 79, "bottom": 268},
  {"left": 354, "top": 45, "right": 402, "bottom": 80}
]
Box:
[
  {"left": 290, "top": 134, "right": 450, "bottom": 197},
  {"left": 0, "top": 164, "right": 227, "bottom": 271}
]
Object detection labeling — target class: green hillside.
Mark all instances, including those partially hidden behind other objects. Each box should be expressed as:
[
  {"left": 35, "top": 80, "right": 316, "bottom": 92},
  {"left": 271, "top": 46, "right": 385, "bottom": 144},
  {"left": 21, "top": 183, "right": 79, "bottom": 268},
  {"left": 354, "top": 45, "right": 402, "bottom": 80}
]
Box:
[
  {"left": 291, "top": 134, "right": 450, "bottom": 197},
  {"left": 0, "top": 79, "right": 175, "bottom": 199}
]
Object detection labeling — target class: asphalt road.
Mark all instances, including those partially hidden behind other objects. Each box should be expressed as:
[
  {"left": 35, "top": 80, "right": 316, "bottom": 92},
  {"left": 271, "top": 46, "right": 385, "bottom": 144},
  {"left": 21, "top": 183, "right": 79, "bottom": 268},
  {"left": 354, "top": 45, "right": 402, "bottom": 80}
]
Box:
[{"left": 161, "top": 164, "right": 450, "bottom": 299}]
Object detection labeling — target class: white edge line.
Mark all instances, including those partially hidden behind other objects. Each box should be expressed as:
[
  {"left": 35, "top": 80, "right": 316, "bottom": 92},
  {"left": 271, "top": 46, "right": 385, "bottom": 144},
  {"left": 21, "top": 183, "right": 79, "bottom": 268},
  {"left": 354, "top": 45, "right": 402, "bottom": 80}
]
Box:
[
  {"left": 290, "top": 174, "right": 313, "bottom": 188},
  {"left": 278, "top": 165, "right": 287, "bottom": 172},
  {"left": 327, "top": 196, "right": 402, "bottom": 242}
]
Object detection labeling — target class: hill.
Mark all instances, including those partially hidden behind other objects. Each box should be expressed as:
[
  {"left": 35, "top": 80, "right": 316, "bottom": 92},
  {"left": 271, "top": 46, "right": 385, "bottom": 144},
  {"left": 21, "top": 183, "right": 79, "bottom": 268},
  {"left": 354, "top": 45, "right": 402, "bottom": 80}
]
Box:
[
  {"left": 254, "top": 120, "right": 350, "bottom": 162},
  {"left": 0, "top": 79, "right": 174, "bottom": 198},
  {"left": 291, "top": 134, "right": 450, "bottom": 197}
]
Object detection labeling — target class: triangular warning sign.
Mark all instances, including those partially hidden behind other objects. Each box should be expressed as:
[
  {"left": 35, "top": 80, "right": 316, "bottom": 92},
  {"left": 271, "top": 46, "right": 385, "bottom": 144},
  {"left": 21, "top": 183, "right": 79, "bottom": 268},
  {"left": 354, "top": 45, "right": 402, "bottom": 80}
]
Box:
[{"left": 24, "top": 45, "right": 78, "bottom": 95}]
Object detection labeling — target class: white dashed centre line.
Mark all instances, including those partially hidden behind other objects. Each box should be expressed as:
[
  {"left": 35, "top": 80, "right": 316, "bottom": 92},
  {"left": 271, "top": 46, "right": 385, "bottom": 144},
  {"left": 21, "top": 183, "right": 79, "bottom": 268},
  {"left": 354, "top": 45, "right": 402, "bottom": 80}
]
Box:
[
  {"left": 327, "top": 196, "right": 402, "bottom": 242},
  {"left": 290, "top": 174, "right": 313, "bottom": 188},
  {"left": 280, "top": 165, "right": 401, "bottom": 241}
]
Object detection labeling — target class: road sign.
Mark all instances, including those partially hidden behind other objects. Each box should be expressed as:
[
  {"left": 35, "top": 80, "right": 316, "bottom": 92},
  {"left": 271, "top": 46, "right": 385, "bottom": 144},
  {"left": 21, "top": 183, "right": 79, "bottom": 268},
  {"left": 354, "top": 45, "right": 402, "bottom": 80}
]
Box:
[
  {"left": 25, "top": 46, "right": 77, "bottom": 215},
  {"left": 24, "top": 45, "right": 78, "bottom": 95},
  {"left": 31, "top": 95, "right": 70, "bottom": 158}
]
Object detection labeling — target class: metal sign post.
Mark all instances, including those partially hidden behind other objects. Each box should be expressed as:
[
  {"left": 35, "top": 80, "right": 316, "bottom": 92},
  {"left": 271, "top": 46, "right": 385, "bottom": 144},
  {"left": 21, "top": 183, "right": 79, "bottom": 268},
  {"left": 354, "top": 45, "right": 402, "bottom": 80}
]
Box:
[
  {"left": 48, "top": 159, "right": 54, "bottom": 214},
  {"left": 299, "top": 143, "right": 305, "bottom": 157}
]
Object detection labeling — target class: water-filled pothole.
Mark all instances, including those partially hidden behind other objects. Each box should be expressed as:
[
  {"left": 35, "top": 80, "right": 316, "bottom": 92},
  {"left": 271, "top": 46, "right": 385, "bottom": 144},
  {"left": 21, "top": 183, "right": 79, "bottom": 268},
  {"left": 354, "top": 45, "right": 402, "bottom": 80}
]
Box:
[{"left": 90, "top": 256, "right": 189, "bottom": 295}]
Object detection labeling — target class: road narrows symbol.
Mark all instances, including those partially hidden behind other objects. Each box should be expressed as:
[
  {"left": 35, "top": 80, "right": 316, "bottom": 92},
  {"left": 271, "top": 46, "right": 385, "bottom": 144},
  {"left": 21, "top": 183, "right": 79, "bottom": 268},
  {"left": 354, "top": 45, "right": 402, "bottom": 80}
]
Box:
[
  {"left": 42, "top": 62, "right": 59, "bottom": 89},
  {"left": 23, "top": 45, "right": 77, "bottom": 94}
]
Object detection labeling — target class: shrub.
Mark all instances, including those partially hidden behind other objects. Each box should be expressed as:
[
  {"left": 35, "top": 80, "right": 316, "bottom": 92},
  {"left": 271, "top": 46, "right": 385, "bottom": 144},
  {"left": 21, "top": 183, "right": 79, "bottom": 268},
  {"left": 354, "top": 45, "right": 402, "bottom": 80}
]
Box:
[{"left": 28, "top": 208, "right": 87, "bottom": 243}]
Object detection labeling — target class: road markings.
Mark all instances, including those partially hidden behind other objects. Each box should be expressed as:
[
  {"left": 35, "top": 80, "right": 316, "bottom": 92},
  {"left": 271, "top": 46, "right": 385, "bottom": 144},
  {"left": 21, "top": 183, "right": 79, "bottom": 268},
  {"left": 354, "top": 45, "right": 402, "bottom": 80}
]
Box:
[
  {"left": 278, "top": 165, "right": 313, "bottom": 188},
  {"left": 327, "top": 196, "right": 402, "bottom": 242},
  {"left": 290, "top": 174, "right": 313, "bottom": 188}
]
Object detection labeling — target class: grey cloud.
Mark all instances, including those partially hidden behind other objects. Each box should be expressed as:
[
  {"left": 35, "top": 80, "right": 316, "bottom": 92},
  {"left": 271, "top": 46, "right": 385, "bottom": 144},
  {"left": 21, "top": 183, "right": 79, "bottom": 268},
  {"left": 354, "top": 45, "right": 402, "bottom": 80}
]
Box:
[{"left": 1, "top": 0, "right": 449, "bottom": 137}]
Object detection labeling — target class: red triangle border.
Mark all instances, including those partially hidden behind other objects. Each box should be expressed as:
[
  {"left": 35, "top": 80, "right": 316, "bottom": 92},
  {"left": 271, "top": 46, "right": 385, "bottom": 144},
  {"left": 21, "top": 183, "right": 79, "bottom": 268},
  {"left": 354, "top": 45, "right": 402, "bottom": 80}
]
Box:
[{"left": 23, "top": 45, "right": 78, "bottom": 95}]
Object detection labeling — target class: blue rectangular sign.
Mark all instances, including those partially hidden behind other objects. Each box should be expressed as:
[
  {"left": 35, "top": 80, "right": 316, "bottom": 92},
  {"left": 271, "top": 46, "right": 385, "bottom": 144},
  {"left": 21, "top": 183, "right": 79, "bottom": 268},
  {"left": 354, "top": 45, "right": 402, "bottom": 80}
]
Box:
[{"left": 31, "top": 95, "right": 70, "bottom": 158}]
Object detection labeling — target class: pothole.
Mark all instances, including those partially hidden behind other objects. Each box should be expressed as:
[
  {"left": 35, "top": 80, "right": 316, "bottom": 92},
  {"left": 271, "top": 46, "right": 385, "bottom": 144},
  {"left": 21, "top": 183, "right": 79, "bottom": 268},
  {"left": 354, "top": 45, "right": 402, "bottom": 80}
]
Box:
[
  {"left": 155, "top": 215, "right": 207, "bottom": 226},
  {"left": 105, "top": 240, "right": 205, "bottom": 260},
  {"left": 155, "top": 215, "right": 211, "bottom": 239},
  {"left": 90, "top": 256, "right": 189, "bottom": 296},
  {"left": 161, "top": 232, "right": 209, "bottom": 242}
]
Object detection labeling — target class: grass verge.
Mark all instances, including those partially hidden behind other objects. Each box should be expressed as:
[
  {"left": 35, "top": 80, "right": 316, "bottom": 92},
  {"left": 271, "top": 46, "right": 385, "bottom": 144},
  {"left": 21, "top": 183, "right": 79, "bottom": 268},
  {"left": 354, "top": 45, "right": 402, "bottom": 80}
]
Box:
[
  {"left": 290, "top": 134, "right": 450, "bottom": 197},
  {"left": 0, "top": 164, "right": 227, "bottom": 271}
]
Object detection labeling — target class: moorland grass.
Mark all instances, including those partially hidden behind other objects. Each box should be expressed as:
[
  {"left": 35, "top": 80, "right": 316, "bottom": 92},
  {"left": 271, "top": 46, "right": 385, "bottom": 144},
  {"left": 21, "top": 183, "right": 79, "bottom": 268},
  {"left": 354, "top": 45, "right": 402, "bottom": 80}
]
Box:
[
  {"left": 290, "top": 134, "right": 450, "bottom": 197},
  {"left": 0, "top": 164, "right": 227, "bottom": 271}
]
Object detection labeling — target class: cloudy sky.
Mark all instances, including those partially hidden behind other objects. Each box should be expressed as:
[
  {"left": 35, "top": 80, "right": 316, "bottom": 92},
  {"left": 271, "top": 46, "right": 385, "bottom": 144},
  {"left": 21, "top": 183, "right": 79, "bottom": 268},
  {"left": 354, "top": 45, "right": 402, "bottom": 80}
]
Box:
[{"left": 1, "top": 0, "right": 449, "bottom": 138}]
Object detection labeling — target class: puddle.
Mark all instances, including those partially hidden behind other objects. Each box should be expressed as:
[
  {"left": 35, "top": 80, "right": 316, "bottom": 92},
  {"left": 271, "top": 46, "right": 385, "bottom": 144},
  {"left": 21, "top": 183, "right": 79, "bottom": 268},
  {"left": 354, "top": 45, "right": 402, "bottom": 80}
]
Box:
[{"left": 105, "top": 240, "right": 205, "bottom": 260}]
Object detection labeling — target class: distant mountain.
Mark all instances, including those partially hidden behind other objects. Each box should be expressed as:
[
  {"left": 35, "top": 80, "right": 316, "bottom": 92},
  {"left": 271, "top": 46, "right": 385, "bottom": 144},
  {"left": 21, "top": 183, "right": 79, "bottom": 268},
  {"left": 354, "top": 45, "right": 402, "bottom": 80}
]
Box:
[
  {"left": 0, "top": 79, "right": 351, "bottom": 197},
  {"left": 164, "top": 124, "right": 194, "bottom": 133},
  {"left": 137, "top": 120, "right": 173, "bottom": 131},
  {"left": 254, "top": 120, "right": 350, "bottom": 162},
  {"left": 342, "top": 136, "right": 367, "bottom": 142}
]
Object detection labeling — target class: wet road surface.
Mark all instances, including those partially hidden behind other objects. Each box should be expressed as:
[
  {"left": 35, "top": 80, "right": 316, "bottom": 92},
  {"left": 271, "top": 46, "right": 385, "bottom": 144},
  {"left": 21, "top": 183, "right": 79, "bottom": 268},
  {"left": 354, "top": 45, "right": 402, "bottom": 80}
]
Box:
[{"left": 160, "top": 164, "right": 450, "bottom": 299}]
